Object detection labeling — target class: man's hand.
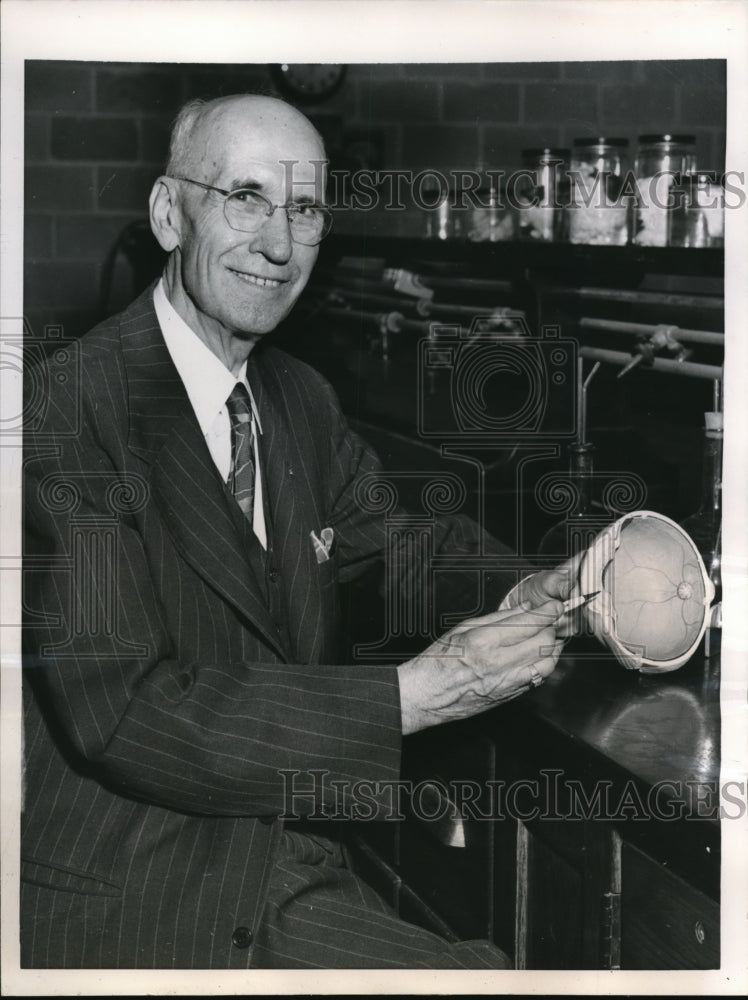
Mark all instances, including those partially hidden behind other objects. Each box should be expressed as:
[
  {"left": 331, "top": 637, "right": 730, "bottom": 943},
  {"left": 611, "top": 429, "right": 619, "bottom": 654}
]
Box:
[
  {"left": 501, "top": 552, "right": 585, "bottom": 637},
  {"left": 397, "top": 601, "right": 563, "bottom": 736}
]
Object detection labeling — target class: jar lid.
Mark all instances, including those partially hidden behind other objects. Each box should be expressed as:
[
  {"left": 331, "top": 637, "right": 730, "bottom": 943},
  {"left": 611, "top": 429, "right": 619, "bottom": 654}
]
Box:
[
  {"left": 572, "top": 137, "right": 628, "bottom": 147},
  {"left": 637, "top": 133, "right": 696, "bottom": 145},
  {"left": 522, "top": 147, "right": 569, "bottom": 161},
  {"left": 704, "top": 410, "right": 723, "bottom": 434}
]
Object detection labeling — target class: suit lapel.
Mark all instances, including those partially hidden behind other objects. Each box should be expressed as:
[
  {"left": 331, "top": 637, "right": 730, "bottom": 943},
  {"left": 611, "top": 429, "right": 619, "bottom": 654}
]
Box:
[
  {"left": 248, "top": 354, "right": 328, "bottom": 664},
  {"left": 120, "top": 286, "right": 287, "bottom": 660}
]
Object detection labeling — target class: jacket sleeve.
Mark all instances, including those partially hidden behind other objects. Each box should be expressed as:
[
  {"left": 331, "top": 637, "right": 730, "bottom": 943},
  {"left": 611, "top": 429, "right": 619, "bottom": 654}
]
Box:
[{"left": 23, "top": 355, "right": 402, "bottom": 821}]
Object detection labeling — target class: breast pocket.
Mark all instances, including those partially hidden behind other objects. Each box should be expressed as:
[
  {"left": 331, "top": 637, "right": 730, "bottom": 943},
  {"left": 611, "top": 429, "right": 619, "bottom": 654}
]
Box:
[
  {"left": 21, "top": 856, "right": 122, "bottom": 898},
  {"left": 316, "top": 549, "right": 339, "bottom": 590}
]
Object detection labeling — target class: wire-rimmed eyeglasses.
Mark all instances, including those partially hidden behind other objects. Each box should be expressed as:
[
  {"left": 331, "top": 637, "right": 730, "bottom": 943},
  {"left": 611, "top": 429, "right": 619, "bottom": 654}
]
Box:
[{"left": 171, "top": 176, "right": 333, "bottom": 246}]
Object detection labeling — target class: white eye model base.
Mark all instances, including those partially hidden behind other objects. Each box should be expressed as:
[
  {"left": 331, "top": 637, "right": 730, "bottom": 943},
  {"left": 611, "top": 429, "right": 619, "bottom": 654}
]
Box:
[{"left": 577, "top": 510, "right": 715, "bottom": 673}]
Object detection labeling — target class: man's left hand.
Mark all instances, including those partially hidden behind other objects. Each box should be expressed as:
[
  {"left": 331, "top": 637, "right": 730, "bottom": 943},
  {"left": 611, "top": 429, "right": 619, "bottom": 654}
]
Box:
[{"left": 501, "top": 552, "right": 584, "bottom": 637}]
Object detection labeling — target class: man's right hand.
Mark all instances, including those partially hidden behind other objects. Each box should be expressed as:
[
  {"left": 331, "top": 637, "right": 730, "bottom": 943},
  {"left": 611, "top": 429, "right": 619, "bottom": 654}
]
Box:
[{"left": 397, "top": 601, "right": 564, "bottom": 735}]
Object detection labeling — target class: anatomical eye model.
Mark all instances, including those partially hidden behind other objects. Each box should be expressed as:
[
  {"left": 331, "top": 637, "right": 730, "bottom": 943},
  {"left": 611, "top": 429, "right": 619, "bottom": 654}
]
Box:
[{"left": 577, "top": 511, "right": 715, "bottom": 673}]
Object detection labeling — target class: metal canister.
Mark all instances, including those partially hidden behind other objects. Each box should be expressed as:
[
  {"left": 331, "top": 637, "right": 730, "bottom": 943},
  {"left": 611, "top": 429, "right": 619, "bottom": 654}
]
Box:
[
  {"left": 632, "top": 134, "right": 696, "bottom": 246},
  {"left": 567, "top": 137, "right": 629, "bottom": 245},
  {"left": 516, "top": 148, "right": 569, "bottom": 242},
  {"left": 669, "top": 172, "right": 724, "bottom": 248}
]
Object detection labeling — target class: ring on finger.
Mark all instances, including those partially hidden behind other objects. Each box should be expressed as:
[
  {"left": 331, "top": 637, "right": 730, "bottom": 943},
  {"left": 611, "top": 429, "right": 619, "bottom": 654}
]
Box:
[{"left": 529, "top": 666, "right": 544, "bottom": 688}]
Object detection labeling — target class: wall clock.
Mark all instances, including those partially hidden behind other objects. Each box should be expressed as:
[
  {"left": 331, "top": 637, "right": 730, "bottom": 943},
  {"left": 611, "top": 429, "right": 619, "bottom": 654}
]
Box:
[{"left": 270, "top": 63, "right": 347, "bottom": 104}]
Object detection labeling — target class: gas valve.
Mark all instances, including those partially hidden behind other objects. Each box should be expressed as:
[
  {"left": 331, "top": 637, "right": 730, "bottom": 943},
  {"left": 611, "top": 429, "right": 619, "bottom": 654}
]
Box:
[{"left": 617, "top": 324, "right": 692, "bottom": 378}]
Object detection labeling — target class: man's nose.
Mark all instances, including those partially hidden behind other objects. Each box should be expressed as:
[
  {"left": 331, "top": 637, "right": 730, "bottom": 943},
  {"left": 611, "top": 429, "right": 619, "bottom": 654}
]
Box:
[{"left": 248, "top": 206, "right": 294, "bottom": 263}]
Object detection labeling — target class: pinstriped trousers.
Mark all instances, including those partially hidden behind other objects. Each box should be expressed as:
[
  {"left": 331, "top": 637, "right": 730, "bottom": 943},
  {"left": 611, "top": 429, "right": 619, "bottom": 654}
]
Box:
[{"left": 251, "top": 827, "right": 511, "bottom": 969}]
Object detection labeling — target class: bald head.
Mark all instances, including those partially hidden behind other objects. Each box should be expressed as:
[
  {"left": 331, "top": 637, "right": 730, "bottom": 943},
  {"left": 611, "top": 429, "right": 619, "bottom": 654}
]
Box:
[{"left": 166, "top": 94, "right": 325, "bottom": 180}]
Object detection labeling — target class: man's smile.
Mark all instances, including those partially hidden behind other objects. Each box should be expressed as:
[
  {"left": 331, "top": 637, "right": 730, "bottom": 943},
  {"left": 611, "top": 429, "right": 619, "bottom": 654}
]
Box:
[{"left": 228, "top": 267, "right": 286, "bottom": 289}]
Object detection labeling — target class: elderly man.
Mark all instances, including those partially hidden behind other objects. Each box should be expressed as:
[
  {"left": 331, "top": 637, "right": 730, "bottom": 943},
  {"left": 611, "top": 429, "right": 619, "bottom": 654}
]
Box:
[{"left": 22, "top": 94, "right": 572, "bottom": 969}]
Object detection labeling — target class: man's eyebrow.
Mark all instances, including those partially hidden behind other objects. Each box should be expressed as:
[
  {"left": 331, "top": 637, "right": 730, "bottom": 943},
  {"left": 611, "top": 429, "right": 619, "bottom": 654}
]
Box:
[
  {"left": 227, "top": 179, "right": 323, "bottom": 205},
  {"left": 228, "top": 178, "right": 264, "bottom": 192},
  {"left": 288, "top": 193, "right": 321, "bottom": 205}
]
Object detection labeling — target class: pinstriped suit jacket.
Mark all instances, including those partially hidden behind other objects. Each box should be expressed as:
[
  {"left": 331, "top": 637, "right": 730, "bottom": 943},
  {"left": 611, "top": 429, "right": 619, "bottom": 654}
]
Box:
[{"left": 21, "top": 284, "right": 517, "bottom": 968}]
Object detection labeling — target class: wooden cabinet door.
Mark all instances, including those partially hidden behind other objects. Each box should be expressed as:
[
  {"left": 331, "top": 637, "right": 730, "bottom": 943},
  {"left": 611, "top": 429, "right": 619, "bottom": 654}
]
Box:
[
  {"left": 514, "top": 818, "right": 618, "bottom": 970},
  {"left": 620, "top": 841, "right": 720, "bottom": 969}
]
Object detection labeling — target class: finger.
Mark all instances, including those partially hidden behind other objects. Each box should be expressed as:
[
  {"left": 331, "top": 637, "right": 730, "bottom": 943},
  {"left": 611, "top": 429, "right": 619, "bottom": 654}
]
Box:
[
  {"left": 559, "top": 549, "right": 585, "bottom": 579},
  {"left": 527, "top": 650, "right": 562, "bottom": 685},
  {"left": 534, "top": 634, "right": 564, "bottom": 663},
  {"left": 485, "top": 624, "right": 560, "bottom": 661},
  {"left": 554, "top": 610, "right": 581, "bottom": 638},
  {"left": 447, "top": 610, "right": 563, "bottom": 667},
  {"left": 535, "top": 569, "right": 576, "bottom": 603},
  {"left": 455, "top": 608, "right": 562, "bottom": 649},
  {"left": 497, "top": 601, "right": 565, "bottom": 635},
  {"left": 451, "top": 601, "right": 560, "bottom": 632},
  {"left": 476, "top": 641, "right": 561, "bottom": 704},
  {"left": 493, "top": 646, "right": 562, "bottom": 702}
]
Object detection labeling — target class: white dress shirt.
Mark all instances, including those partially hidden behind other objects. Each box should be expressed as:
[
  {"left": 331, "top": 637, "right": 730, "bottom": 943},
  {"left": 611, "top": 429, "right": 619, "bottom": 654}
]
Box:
[{"left": 153, "top": 279, "right": 267, "bottom": 548}]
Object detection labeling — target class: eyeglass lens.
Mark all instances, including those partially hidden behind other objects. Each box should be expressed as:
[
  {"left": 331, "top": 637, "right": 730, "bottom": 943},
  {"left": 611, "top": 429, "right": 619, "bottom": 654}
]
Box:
[{"left": 225, "top": 190, "right": 331, "bottom": 245}]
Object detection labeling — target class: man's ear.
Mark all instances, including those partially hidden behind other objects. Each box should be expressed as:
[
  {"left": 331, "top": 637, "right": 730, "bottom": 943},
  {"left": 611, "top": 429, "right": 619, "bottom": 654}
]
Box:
[{"left": 149, "top": 177, "right": 181, "bottom": 252}]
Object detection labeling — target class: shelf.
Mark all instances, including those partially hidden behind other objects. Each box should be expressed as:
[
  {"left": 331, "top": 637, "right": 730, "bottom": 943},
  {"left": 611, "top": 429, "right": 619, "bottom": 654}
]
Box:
[{"left": 320, "top": 235, "right": 724, "bottom": 280}]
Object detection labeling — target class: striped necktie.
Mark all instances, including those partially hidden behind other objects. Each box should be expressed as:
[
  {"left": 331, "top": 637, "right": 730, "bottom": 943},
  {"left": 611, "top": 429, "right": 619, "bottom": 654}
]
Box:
[{"left": 226, "top": 383, "right": 255, "bottom": 522}]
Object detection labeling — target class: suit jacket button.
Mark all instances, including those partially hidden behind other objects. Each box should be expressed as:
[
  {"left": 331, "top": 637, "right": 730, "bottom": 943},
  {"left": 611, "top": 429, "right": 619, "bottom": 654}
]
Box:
[
  {"left": 232, "top": 926, "right": 253, "bottom": 949},
  {"left": 177, "top": 672, "right": 193, "bottom": 693}
]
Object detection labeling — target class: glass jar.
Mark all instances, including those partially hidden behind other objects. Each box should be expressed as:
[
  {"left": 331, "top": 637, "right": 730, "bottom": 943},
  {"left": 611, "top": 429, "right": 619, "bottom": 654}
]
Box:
[
  {"left": 421, "top": 179, "right": 470, "bottom": 240},
  {"left": 516, "top": 148, "right": 569, "bottom": 242},
  {"left": 424, "top": 190, "right": 462, "bottom": 239},
  {"left": 567, "top": 137, "right": 630, "bottom": 245},
  {"left": 669, "top": 172, "right": 725, "bottom": 248},
  {"left": 632, "top": 134, "right": 696, "bottom": 247},
  {"left": 467, "top": 178, "right": 516, "bottom": 242}
]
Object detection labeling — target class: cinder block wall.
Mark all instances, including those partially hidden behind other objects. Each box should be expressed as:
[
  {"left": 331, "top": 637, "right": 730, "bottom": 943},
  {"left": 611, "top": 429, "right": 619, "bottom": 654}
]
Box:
[{"left": 24, "top": 60, "right": 726, "bottom": 339}]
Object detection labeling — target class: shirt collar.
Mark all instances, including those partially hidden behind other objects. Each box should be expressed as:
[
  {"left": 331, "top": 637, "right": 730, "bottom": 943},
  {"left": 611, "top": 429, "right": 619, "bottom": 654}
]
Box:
[{"left": 153, "top": 278, "right": 262, "bottom": 435}]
